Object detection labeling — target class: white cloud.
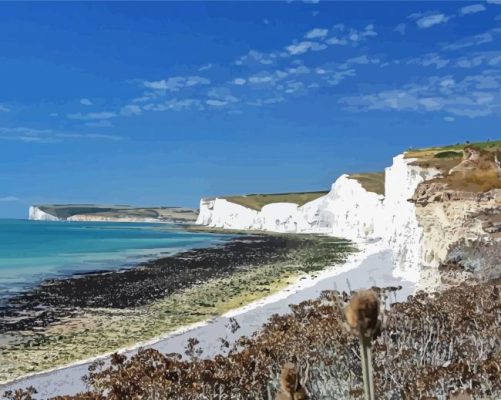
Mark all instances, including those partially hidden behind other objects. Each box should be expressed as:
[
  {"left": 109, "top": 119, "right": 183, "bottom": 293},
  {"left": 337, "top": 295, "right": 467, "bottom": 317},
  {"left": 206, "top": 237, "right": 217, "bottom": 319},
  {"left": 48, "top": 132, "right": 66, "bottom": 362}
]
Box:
[
  {"left": 120, "top": 104, "right": 142, "bottom": 117},
  {"left": 235, "top": 24, "right": 377, "bottom": 65},
  {"left": 0, "top": 104, "right": 10, "bottom": 112},
  {"left": 232, "top": 78, "right": 247, "bottom": 85},
  {"left": 486, "top": 0, "right": 501, "bottom": 4},
  {"left": 0, "top": 196, "right": 19, "bottom": 202},
  {"left": 49, "top": 113, "right": 59, "bottom": 117},
  {"left": 339, "top": 70, "right": 501, "bottom": 118},
  {"left": 305, "top": 28, "right": 328, "bottom": 39},
  {"left": 198, "top": 64, "right": 212, "bottom": 71},
  {"left": 408, "top": 53, "right": 450, "bottom": 69},
  {"left": 67, "top": 111, "right": 117, "bottom": 120},
  {"left": 286, "top": 41, "right": 327, "bottom": 55},
  {"left": 444, "top": 116, "right": 455, "bottom": 122},
  {"left": 249, "top": 75, "right": 274, "bottom": 84},
  {"left": 143, "top": 76, "right": 210, "bottom": 91},
  {"left": 410, "top": 12, "right": 451, "bottom": 29},
  {"left": 443, "top": 30, "right": 496, "bottom": 51},
  {"left": 235, "top": 50, "right": 275, "bottom": 66},
  {"left": 456, "top": 51, "right": 501, "bottom": 68},
  {"left": 394, "top": 23, "right": 406, "bottom": 35},
  {"left": 460, "top": 4, "right": 486, "bottom": 15},
  {"left": 207, "top": 87, "right": 238, "bottom": 105},
  {"left": 143, "top": 99, "right": 202, "bottom": 112},
  {"left": 0, "top": 127, "right": 123, "bottom": 142},
  {"left": 80, "top": 98, "right": 93, "bottom": 106}
]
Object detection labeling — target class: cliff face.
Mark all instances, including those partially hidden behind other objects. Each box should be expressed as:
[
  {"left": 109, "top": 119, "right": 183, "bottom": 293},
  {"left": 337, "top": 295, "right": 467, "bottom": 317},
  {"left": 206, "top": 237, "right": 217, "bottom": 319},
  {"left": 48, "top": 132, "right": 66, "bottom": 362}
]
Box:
[
  {"left": 29, "top": 206, "right": 61, "bottom": 221},
  {"left": 382, "top": 155, "right": 440, "bottom": 282},
  {"left": 29, "top": 205, "right": 198, "bottom": 223},
  {"left": 196, "top": 149, "right": 500, "bottom": 288},
  {"left": 196, "top": 176, "right": 383, "bottom": 236}
]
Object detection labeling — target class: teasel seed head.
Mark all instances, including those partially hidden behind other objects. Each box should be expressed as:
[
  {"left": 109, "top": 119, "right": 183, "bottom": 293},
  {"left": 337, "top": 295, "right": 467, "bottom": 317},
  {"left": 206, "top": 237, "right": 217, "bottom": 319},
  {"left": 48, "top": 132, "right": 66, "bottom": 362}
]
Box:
[{"left": 344, "top": 290, "right": 381, "bottom": 340}]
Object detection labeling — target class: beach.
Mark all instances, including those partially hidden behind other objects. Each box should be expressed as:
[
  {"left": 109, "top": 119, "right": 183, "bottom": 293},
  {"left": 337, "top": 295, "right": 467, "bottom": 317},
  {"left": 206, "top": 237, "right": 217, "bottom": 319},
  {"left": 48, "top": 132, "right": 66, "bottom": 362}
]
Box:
[
  {"left": 0, "top": 231, "right": 351, "bottom": 391},
  {"left": 0, "top": 238, "right": 413, "bottom": 399}
]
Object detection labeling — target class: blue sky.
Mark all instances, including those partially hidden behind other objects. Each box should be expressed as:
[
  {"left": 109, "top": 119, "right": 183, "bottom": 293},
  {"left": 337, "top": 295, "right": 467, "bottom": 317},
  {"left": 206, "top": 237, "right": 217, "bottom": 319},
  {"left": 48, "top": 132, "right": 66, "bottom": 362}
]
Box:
[{"left": 1, "top": 1, "right": 500, "bottom": 217}]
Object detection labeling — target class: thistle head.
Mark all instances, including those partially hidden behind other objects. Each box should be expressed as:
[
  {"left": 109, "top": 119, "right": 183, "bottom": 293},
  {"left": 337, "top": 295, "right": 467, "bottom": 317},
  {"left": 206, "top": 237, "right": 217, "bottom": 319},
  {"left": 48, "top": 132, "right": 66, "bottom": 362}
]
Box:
[{"left": 344, "top": 290, "right": 381, "bottom": 340}]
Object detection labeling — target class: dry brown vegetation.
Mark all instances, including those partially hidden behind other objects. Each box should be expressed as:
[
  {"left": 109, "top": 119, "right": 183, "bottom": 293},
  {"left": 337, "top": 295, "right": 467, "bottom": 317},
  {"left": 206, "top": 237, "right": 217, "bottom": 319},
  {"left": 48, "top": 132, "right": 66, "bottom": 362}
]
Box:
[
  {"left": 407, "top": 141, "right": 501, "bottom": 194},
  {"left": 7, "top": 280, "right": 499, "bottom": 400}
]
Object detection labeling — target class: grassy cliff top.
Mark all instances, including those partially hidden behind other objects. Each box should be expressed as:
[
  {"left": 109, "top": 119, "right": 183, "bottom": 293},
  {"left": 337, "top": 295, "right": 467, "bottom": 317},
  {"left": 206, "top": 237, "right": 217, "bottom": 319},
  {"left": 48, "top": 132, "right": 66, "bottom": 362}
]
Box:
[
  {"left": 405, "top": 139, "right": 501, "bottom": 160},
  {"left": 347, "top": 172, "right": 385, "bottom": 195},
  {"left": 222, "top": 191, "right": 329, "bottom": 211},
  {"left": 35, "top": 204, "right": 197, "bottom": 221},
  {"left": 406, "top": 139, "right": 501, "bottom": 193}
]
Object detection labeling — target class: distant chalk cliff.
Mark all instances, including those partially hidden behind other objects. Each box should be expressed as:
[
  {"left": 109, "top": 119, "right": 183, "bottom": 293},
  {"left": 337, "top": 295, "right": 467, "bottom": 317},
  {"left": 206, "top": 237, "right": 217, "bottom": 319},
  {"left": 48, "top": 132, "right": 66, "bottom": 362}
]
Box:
[{"left": 29, "top": 204, "right": 198, "bottom": 224}]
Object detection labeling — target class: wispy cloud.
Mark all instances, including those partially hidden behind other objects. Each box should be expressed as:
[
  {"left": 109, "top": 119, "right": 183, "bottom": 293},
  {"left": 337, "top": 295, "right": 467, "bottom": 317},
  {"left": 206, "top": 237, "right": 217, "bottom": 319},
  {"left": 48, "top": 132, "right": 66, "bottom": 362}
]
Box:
[
  {"left": 286, "top": 41, "right": 327, "bottom": 55},
  {"left": 80, "top": 98, "right": 93, "bottom": 106},
  {"left": 143, "top": 99, "right": 202, "bottom": 112},
  {"left": 67, "top": 111, "right": 117, "bottom": 121},
  {"left": 408, "top": 52, "right": 450, "bottom": 69},
  {"left": 0, "top": 127, "right": 123, "bottom": 143},
  {"left": 456, "top": 51, "right": 501, "bottom": 68},
  {"left": 143, "top": 75, "right": 210, "bottom": 91},
  {"left": 0, "top": 196, "right": 19, "bottom": 202},
  {"left": 304, "top": 28, "right": 328, "bottom": 39},
  {"left": 409, "top": 12, "right": 451, "bottom": 29},
  {"left": 394, "top": 23, "right": 406, "bottom": 35},
  {"left": 235, "top": 50, "right": 276, "bottom": 66},
  {"left": 442, "top": 28, "right": 500, "bottom": 51},
  {"left": 460, "top": 4, "right": 486, "bottom": 15},
  {"left": 206, "top": 87, "right": 239, "bottom": 107},
  {"left": 339, "top": 70, "right": 501, "bottom": 118},
  {"left": 198, "top": 63, "right": 213, "bottom": 71},
  {"left": 236, "top": 24, "right": 377, "bottom": 65},
  {"left": 119, "top": 104, "right": 142, "bottom": 116},
  {"left": 0, "top": 104, "right": 10, "bottom": 112}
]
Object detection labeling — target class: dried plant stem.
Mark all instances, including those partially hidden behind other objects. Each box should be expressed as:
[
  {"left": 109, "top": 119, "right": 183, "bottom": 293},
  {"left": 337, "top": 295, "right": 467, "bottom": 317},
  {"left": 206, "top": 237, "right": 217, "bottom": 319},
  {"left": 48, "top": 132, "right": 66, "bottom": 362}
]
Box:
[{"left": 360, "top": 336, "right": 375, "bottom": 400}]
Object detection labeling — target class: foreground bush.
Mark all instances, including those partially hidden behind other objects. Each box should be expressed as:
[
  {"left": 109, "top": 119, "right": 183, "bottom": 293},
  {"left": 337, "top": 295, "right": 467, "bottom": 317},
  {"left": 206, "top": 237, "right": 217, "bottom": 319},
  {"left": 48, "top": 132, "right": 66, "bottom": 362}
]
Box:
[{"left": 6, "top": 281, "right": 500, "bottom": 400}]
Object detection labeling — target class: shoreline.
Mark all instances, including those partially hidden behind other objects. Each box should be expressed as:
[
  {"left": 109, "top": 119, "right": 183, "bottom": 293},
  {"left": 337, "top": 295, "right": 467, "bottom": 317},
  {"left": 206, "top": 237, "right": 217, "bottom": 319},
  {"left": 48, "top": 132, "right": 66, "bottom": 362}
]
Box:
[
  {"left": 0, "top": 239, "right": 413, "bottom": 399},
  {"left": 0, "top": 233, "right": 352, "bottom": 387}
]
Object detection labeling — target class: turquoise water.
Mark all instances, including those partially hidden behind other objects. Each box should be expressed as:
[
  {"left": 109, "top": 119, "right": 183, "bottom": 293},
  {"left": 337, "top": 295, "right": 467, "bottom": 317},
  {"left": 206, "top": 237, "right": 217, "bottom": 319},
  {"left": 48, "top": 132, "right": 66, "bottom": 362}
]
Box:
[{"left": 0, "top": 219, "right": 232, "bottom": 302}]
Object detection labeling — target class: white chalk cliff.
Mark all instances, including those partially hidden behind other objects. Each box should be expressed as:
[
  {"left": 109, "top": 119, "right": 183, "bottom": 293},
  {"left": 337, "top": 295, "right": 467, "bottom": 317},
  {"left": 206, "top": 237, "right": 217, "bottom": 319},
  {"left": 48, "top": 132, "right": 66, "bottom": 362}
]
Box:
[
  {"left": 29, "top": 206, "right": 61, "bottom": 221},
  {"left": 196, "top": 152, "right": 492, "bottom": 286}
]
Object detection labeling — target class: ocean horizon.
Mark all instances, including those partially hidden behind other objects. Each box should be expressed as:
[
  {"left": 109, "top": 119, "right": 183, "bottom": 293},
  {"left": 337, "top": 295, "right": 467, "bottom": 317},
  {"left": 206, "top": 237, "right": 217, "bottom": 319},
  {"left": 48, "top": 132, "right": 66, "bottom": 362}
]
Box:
[{"left": 0, "top": 219, "right": 232, "bottom": 304}]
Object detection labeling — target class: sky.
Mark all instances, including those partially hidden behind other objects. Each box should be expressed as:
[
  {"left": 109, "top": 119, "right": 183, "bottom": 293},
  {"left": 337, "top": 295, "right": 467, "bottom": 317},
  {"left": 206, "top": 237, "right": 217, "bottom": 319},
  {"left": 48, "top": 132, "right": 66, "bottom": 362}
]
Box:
[{"left": 0, "top": 1, "right": 500, "bottom": 218}]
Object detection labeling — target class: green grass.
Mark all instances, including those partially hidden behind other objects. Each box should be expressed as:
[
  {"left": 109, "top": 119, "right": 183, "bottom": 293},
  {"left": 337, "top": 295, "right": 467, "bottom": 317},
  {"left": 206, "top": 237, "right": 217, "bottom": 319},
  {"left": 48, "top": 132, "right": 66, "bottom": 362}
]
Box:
[
  {"left": 223, "top": 191, "right": 329, "bottom": 211},
  {"left": 433, "top": 150, "right": 463, "bottom": 159},
  {"left": 406, "top": 139, "right": 501, "bottom": 158},
  {"left": 347, "top": 172, "right": 385, "bottom": 195}
]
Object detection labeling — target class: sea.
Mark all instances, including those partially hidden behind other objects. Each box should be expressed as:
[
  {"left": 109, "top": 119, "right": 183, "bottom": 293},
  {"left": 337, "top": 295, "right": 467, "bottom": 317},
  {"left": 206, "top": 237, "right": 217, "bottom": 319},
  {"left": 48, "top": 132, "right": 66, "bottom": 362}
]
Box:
[{"left": 0, "top": 219, "right": 232, "bottom": 304}]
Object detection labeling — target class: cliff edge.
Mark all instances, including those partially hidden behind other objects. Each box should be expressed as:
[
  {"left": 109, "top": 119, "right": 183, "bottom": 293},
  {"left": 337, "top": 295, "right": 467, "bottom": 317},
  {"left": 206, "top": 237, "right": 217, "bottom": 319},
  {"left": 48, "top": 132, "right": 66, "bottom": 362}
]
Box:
[{"left": 196, "top": 140, "right": 501, "bottom": 290}]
